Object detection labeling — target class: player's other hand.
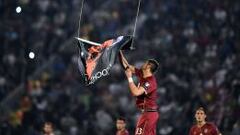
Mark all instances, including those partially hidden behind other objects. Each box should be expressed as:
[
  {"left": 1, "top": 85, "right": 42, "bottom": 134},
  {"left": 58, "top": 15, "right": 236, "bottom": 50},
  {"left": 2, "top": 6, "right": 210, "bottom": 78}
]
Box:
[{"left": 125, "top": 68, "right": 132, "bottom": 78}]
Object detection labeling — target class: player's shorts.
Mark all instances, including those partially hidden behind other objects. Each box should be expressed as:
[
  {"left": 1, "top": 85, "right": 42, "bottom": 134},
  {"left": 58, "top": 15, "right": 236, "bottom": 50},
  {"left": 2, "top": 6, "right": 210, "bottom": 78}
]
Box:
[{"left": 135, "top": 111, "right": 159, "bottom": 135}]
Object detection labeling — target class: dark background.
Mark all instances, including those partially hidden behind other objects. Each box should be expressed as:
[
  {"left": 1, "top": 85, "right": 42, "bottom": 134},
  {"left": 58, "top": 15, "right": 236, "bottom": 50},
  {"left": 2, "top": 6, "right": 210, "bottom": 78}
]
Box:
[{"left": 0, "top": 0, "right": 240, "bottom": 134}]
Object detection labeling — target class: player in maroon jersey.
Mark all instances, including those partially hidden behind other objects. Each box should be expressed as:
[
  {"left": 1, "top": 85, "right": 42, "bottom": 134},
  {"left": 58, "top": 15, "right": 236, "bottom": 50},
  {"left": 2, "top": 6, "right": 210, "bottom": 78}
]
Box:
[
  {"left": 116, "top": 117, "right": 129, "bottom": 135},
  {"left": 189, "top": 107, "right": 222, "bottom": 135},
  {"left": 119, "top": 51, "right": 160, "bottom": 135}
]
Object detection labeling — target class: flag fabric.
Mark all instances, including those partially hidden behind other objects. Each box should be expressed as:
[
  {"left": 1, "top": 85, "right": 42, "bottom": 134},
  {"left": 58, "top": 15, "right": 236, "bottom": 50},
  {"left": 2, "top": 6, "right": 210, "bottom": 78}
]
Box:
[{"left": 76, "top": 36, "right": 133, "bottom": 85}]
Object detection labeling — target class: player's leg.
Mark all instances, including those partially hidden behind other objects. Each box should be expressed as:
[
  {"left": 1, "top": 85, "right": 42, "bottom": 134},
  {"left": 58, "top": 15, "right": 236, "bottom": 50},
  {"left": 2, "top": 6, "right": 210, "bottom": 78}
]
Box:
[
  {"left": 135, "top": 112, "right": 159, "bottom": 135},
  {"left": 135, "top": 114, "right": 146, "bottom": 135},
  {"left": 143, "top": 112, "right": 159, "bottom": 135}
]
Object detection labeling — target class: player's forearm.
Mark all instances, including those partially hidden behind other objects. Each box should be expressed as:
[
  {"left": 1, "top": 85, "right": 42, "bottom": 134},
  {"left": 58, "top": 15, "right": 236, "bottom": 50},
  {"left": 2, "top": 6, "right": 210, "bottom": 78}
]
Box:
[
  {"left": 122, "top": 59, "right": 129, "bottom": 68},
  {"left": 120, "top": 52, "right": 130, "bottom": 68},
  {"left": 127, "top": 77, "right": 145, "bottom": 96},
  {"left": 119, "top": 54, "right": 127, "bottom": 69},
  {"left": 128, "top": 82, "right": 141, "bottom": 96},
  {"left": 120, "top": 51, "right": 136, "bottom": 73}
]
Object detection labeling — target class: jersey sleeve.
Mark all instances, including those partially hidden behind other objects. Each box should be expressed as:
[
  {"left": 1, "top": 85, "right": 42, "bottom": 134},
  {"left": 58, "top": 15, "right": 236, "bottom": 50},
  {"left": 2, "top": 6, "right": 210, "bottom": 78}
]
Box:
[{"left": 141, "top": 78, "right": 157, "bottom": 95}]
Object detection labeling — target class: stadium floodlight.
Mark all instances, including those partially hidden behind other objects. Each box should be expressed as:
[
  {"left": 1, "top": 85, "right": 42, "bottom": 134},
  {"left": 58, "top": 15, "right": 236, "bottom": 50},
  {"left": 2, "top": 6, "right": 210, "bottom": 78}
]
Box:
[
  {"left": 29, "top": 52, "right": 35, "bottom": 59},
  {"left": 16, "top": 6, "right": 22, "bottom": 13}
]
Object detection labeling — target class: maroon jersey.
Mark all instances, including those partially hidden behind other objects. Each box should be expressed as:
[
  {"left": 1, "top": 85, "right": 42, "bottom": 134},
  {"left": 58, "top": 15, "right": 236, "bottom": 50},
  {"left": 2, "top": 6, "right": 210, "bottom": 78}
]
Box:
[
  {"left": 135, "top": 68, "right": 158, "bottom": 110},
  {"left": 116, "top": 129, "right": 129, "bottom": 135},
  {"left": 189, "top": 122, "right": 220, "bottom": 135}
]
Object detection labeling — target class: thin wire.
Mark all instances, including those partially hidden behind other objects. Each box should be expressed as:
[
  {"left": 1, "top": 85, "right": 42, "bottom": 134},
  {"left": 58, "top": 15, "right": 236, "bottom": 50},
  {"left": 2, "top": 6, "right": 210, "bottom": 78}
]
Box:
[
  {"left": 77, "top": 0, "right": 85, "bottom": 37},
  {"left": 131, "top": 0, "right": 142, "bottom": 48}
]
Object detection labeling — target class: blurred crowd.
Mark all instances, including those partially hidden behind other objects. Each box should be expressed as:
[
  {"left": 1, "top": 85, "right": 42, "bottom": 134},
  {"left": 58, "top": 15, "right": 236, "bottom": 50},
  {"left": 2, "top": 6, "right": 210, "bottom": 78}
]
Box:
[{"left": 1, "top": 0, "right": 240, "bottom": 135}]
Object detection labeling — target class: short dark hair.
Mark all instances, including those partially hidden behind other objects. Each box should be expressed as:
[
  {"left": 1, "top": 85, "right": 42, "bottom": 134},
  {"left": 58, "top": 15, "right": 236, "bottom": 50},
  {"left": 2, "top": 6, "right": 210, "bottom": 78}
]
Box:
[
  {"left": 147, "top": 59, "right": 159, "bottom": 73},
  {"left": 44, "top": 122, "right": 53, "bottom": 127},
  {"left": 196, "top": 107, "right": 206, "bottom": 114},
  {"left": 117, "top": 116, "right": 126, "bottom": 122}
]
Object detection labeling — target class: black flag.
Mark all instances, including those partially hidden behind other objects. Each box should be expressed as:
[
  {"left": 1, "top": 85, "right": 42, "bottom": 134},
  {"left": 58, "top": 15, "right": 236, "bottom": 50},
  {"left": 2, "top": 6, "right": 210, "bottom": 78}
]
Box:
[{"left": 76, "top": 36, "right": 133, "bottom": 85}]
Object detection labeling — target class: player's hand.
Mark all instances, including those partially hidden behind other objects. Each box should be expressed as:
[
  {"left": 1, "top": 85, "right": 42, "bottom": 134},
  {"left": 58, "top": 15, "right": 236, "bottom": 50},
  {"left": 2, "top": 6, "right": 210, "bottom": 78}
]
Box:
[{"left": 125, "top": 68, "right": 132, "bottom": 78}]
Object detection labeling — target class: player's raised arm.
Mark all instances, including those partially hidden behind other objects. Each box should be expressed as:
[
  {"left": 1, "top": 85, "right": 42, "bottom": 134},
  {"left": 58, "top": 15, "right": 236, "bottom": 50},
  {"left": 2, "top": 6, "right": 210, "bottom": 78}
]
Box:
[
  {"left": 119, "top": 51, "right": 135, "bottom": 73},
  {"left": 125, "top": 68, "right": 145, "bottom": 96}
]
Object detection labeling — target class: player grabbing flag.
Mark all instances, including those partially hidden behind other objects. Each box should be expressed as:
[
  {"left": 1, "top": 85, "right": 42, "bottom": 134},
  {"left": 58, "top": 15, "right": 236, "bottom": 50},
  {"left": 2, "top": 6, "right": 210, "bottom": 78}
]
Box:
[{"left": 119, "top": 51, "right": 160, "bottom": 135}]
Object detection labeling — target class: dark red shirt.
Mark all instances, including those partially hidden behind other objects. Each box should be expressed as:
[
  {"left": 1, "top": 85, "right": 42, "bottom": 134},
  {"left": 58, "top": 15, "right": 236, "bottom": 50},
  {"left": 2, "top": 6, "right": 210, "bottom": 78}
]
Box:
[
  {"left": 116, "top": 129, "right": 129, "bottom": 135},
  {"left": 189, "top": 122, "right": 220, "bottom": 135},
  {"left": 135, "top": 68, "right": 158, "bottom": 110}
]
